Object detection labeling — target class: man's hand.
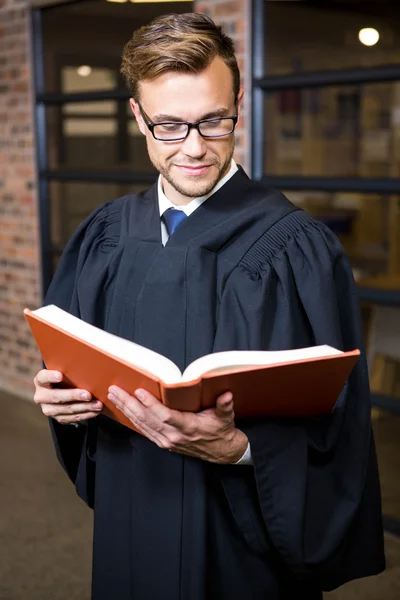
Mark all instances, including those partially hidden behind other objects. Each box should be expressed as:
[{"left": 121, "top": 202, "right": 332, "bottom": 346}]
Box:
[
  {"left": 33, "top": 369, "right": 104, "bottom": 425},
  {"left": 108, "top": 386, "right": 248, "bottom": 464}
]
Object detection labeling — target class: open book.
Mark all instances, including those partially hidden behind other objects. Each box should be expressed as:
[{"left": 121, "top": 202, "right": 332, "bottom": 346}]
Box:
[{"left": 24, "top": 305, "right": 360, "bottom": 431}]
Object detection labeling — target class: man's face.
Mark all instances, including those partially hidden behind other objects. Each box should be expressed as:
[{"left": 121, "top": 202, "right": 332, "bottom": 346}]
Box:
[{"left": 130, "top": 57, "right": 243, "bottom": 205}]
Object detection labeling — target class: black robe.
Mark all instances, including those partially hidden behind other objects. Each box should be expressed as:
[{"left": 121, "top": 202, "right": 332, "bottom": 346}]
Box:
[{"left": 45, "top": 168, "right": 385, "bottom": 600}]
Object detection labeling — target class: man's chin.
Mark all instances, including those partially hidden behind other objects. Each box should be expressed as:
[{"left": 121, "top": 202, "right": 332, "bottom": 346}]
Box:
[
  {"left": 175, "top": 181, "right": 217, "bottom": 199},
  {"left": 168, "top": 173, "right": 219, "bottom": 199}
]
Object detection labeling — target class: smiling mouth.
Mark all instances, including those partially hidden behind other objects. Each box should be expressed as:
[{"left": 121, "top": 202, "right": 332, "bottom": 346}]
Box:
[
  {"left": 175, "top": 164, "right": 213, "bottom": 175},
  {"left": 176, "top": 164, "right": 212, "bottom": 168}
]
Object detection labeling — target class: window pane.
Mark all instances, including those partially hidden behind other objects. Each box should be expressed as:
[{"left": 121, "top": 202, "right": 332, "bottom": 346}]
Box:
[
  {"left": 373, "top": 413, "right": 400, "bottom": 522},
  {"left": 264, "top": 82, "right": 400, "bottom": 178},
  {"left": 282, "top": 190, "right": 400, "bottom": 282},
  {"left": 62, "top": 66, "right": 117, "bottom": 94},
  {"left": 46, "top": 104, "right": 155, "bottom": 172},
  {"left": 64, "top": 102, "right": 117, "bottom": 116},
  {"left": 265, "top": 1, "right": 400, "bottom": 76},
  {"left": 49, "top": 181, "right": 153, "bottom": 253},
  {"left": 64, "top": 119, "right": 118, "bottom": 137},
  {"left": 42, "top": 0, "right": 194, "bottom": 93}
]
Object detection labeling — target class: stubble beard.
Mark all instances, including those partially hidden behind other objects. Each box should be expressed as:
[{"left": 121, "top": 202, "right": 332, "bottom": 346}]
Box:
[{"left": 148, "top": 145, "right": 235, "bottom": 199}]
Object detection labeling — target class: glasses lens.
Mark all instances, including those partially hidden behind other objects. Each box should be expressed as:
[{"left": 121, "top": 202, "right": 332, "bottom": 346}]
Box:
[
  {"left": 153, "top": 123, "right": 188, "bottom": 140},
  {"left": 199, "top": 118, "right": 234, "bottom": 137}
]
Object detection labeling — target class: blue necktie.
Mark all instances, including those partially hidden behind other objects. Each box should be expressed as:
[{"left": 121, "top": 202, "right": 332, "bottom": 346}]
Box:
[{"left": 163, "top": 208, "right": 187, "bottom": 236}]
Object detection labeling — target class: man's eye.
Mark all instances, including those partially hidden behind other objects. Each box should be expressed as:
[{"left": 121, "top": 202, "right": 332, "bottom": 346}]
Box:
[
  {"left": 201, "top": 119, "right": 222, "bottom": 129},
  {"left": 157, "top": 123, "right": 186, "bottom": 132}
]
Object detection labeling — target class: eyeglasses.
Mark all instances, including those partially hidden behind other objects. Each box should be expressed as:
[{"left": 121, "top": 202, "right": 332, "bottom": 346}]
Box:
[{"left": 138, "top": 104, "right": 238, "bottom": 142}]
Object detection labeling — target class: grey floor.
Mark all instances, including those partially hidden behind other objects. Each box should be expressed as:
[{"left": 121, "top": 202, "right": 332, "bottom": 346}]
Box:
[{"left": 0, "top": 391, "right": 399, "bottom": 600}]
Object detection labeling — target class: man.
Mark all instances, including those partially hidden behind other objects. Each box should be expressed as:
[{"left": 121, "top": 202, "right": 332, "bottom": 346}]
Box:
[{"left": 33, "top": 13, "right": 385, "bottom": 600}]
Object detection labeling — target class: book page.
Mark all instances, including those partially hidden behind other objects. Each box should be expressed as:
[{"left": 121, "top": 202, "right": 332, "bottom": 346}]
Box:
[
  {"left": 181, "top": 345, "right": 342, "bottom": 383},
  {"left": 33, "top": 305, "right": 183, "bottom": 384}
]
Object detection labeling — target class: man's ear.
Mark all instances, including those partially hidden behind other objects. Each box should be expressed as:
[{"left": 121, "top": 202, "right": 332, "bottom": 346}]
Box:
[
  {"left": 129, "top": 98, "right": 147, "bottom": 136},
  {"left": 236, "top": 87, "right": 245, "bottom": 124}
]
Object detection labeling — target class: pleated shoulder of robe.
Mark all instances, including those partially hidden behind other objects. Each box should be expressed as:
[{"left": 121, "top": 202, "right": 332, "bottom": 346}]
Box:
[{"left": 44, "top": 168, "right": 385, "bottom": 600}]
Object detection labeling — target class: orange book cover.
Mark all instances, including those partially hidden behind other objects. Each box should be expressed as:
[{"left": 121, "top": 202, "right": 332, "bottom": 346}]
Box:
[{"left": 24, "top": 307, "right": 360, "bottom": 432}]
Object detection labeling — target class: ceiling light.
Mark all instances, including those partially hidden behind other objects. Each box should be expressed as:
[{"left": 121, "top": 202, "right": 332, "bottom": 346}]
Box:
[
  {"left": 358, "top": 28, "right": 380, "bottom": 47},
  {"left": 130, "top": 0, "right": 191, "bottom": 3},
  {"left": 77, "top": 65, "right": 92, "bottom": 77},
  {"left": 106, "top": 0, "right": 191, "bottom": 4}
]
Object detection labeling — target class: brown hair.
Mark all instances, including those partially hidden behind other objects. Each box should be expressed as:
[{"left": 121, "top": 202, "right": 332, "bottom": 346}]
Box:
[{"left": 120, "top": 13, "right": 240, "bottom": 101}]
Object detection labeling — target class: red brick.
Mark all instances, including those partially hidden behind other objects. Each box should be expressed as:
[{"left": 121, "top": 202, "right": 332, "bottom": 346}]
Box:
[
  {"left": 214, "top": 2, "right": 241, "bottom": 17},
  {"left": 0, "top": 0, "right": 41, "bottom": 399}
]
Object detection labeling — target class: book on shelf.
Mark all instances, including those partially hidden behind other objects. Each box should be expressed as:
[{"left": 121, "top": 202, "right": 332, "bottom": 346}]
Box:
[{"left": 24, "top": 305, "right": 360, "bottom": 432}]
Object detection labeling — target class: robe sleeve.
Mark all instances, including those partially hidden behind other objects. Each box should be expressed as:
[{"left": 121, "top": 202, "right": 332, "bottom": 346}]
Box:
[
  {"left": 214, "top": 210, "right": 385, "bottom": 590},
  {"left": 43, "top": 201, "right": 120, "bottom": 508}
]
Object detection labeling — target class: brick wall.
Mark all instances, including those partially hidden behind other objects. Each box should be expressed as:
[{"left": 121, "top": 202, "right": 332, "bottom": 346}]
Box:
[
  {"left": 195, "top": 0, "right": 251, "bottom": 175},
  {"left": 0, "top": 0, "right": 42, "bottom": 399}
]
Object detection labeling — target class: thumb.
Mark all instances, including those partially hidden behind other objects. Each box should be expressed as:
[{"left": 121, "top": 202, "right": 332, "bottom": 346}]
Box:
[{"left": 215, "top": 392, "right": 234, "bottom": 418}]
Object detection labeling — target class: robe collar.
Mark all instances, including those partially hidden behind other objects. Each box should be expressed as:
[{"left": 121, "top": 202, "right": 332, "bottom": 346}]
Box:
[{"left": 125, "top": 166, "right": 297, "bottom": 253}]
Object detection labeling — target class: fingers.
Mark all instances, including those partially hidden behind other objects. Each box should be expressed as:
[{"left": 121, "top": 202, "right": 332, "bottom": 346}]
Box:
[
  {"left": 133, "top": 388, "right": 160, "bottom": 407},
  {"left": 51, "top": 410, "right": 102, "bottom": 425},
  {"left": 33, "top": 369, "right": 102, "bottom": 425},
  {"left": 108, "top": 387, "right": 152, "bottom": 427},
  {"left": 132, "top": 388, "right": 179, "bottom": 427},
  {"left": 41, "top": 400, "right": 103, "bottom": 418},
  {"left": 34, "top": 369, "right": 63, "bottom": 388},
  {"left": 214, "top": 392, "right": 234, "bottom": 417},
  {"left": 108, "top": 387, "right": 178, "bottom": 444},
  {"left": 109, "top": 387, "right": 160, "bottom": 408},
  {"left": 216, "top": 391, "right": 233, "bottom": 406},
  {"left": 34, "top": 385, "right": 92, "bottom": 406},
  {"left": 109, "top": 386, "right": 174, "bottom": 425}
]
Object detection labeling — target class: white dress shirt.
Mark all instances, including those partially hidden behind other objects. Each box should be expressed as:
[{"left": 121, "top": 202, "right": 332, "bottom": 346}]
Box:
[{"left": 158, "top": 161, "right": 253, "bottom": 466}]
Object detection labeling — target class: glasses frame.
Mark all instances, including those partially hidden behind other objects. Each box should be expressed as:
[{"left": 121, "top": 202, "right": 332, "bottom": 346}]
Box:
[{"left": 137, "top": 104, "right": 238, "bottom": 142}]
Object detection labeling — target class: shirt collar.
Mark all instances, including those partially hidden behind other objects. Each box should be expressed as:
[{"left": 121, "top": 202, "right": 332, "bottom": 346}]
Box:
[{"left": 158, "top": 160, "right": 239, "bottom": 217}]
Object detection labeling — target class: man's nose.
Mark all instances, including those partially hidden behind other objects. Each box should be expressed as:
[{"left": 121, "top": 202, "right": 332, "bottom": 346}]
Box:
[{"left": 180, "top": 127, "right": 207, "bottom": 158}]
